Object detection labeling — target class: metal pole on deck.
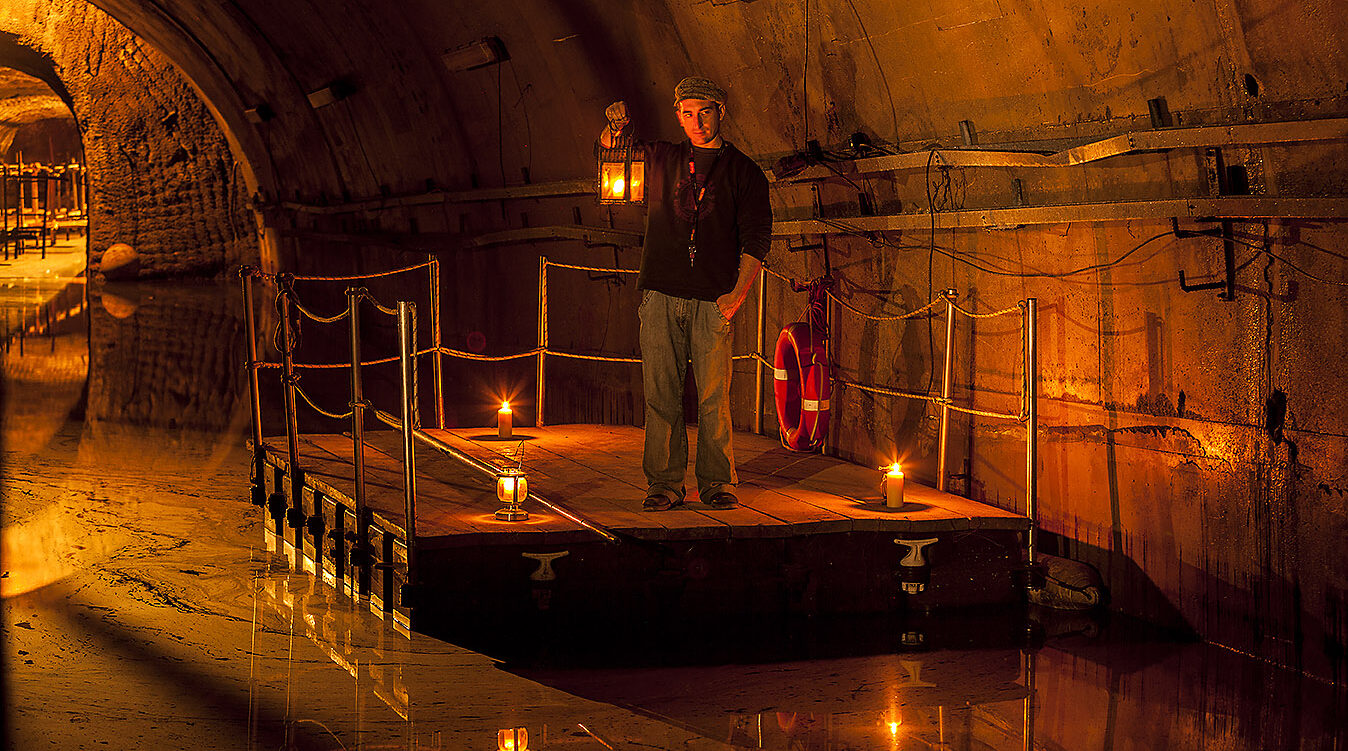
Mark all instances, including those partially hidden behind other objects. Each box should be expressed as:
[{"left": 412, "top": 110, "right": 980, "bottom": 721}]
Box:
[
  {"left": 428, "top": 258, "right": 444, "bottom": 429},
  {"left": 396, "top": 301, "right": 419, "bottom": 589},
  {"left": 1025, "top": 298, "right": 1039, "bottom": 566},
  {"left": 347, "top": 287, "right": 367, "bottom": 517},
  {"left": 536, "top": 256, "right": 548, "bottom": 427},
  {"left": 1022, "top": 649, "right": 1037, "bottom": 751},
  {"left": 936, "top": 289, "right": 957, "bottom": 492},
  {"left": 754, "top": 272, "right": 766, "bottom": 434},
  {"left": 278, "top": 275, "right": 303, "bottom": 509},
  {"left": 240, "top": 269, "right": 266, "bottom": 507}
]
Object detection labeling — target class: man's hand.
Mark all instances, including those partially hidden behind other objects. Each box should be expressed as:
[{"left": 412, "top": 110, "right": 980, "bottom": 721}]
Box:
[
  {"left": 716, "top": 292, "right": 740, "bottom": 321},
  {"left": 605, "top": 101, "right": 629, "bottom": 133},
  {"left": 716, "top": 257, "right": 762, "bottom": 323}
]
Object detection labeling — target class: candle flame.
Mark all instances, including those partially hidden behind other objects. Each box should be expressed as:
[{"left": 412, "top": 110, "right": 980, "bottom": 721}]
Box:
[
  {"left": 886, "top": 462, "right": 903, "bottom": 476},
  {"left": 611, "top": 176, "right": 625, "bottom": 196},
  {"left": 889, "top": 721, "right": 900, "bottom": 736},
  {"left": 501, "top": 401, "right": 510, "bottom": 411}
]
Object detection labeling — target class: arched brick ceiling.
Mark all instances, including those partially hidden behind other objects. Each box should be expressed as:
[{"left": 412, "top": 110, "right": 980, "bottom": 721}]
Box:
[{"left": 70, "top": 0, "right": 1347, "bottom": 211}]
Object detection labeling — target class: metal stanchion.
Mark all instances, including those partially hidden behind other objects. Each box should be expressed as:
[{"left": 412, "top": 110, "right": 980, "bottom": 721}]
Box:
[
  {"left": 1022, "top": 649, "right": 1037, "bottom": 751},
  {"left": 40, "top": 174, "right": 49, "bottom": 259},
  {"left": 277, "top": 275, "right": 303, "bottom": 509},
  {"left": 936, "top": 289, "right": 957, "bottom": 492},
  {"left": 428, "top": 258, "right": 445, "bottom": 429},
  {"left": 240, "top": 269, "right": 267, "bottom": 507},
  {"left": 1025, "top": 298, "right": 1039, "bottom": 566},
  {"left": 396, "top": 301, "right": 419, "bottom": 590},
  {"left": 348, "top": 287, "right": 368, "bottom": 516},
  {"left": 754, "top": 272, "right": 766, "bottom": 435},
  {"left": 536, "top": 256, "right": 548, "bottom": 427}
]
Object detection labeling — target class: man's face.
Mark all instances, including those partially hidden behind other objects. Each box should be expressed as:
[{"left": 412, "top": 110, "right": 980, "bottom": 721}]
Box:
[{"left": 676, "top": 98, "right": 724, "bottom": 147}]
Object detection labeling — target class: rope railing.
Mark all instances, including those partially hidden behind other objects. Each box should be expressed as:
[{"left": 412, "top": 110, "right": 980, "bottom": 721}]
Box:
[
  {"left": 545, "top": 260, "right": 639, "bottom": 274},
  {"left": 951, "top": 300, "right": 1025, "bottom": 319},
  {"left": 829, "top": 293, "right": 944, "bottom": 321},
  {"left": 291, "top": 260, "right": 435, "bottom": 282},
  {"left": 291, "top": 297, "right": 351, "bottom": 324},
  {"left": 837, "top": 377, "right": 947, "bottom": 405},
  {"left": 293, "top": 379, "right": 356, "bottom": 420}
]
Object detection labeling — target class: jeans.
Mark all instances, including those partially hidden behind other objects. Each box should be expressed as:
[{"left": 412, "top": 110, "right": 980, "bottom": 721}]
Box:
[{"left": 638, "top": 289, "right": 736, "bottom": 500}]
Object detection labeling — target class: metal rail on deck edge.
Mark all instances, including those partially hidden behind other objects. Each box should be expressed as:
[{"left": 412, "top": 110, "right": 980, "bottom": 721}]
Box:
[{"left": 373, "top": 410, "right": 620, "bottom": 545}]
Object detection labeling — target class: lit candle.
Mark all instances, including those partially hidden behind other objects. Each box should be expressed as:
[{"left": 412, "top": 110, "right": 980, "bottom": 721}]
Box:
[
  {"left": 884, "top": 463, "right": 905, "bottom": 508},
  {"left": 497, "top": 401, "right": 512, "bottom": 439}
]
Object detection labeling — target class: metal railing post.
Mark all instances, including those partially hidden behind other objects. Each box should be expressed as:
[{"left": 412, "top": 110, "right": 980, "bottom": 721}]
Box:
[
  {"left": 240, "top": 269, "right": 264, "bottom": 451},
  {"left": 397, "top": 301, "right": 419, "bottom": 586},
  {"left": 536, "top": 256, "right": 548, "bottom": 427},
  {"left": 754, "top": 272, "right": 766, "bottom": 435},
  {"left": 428, "top": 258, "right": 445, "bottom": 429},
  {"left": 347, "top": 287, "right": 367, "bottom": 518},
  {"left": 1025, "top": 297, "right": 1039, "bottom": 566},
  {"left": 936, "top": 289, "right": 957, "bottom": 492},
  {"left": 240, "top": 268, "right": 267, "bottom": 507},
  {"left": 41, "top": 174, "right": 50, "bottom": 259},
  {"left": 277, "top": 275, "right": 304, "bottom": 508}
]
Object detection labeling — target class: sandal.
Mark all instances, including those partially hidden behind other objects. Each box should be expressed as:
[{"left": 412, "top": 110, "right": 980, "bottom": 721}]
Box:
[
  {"left": 703, "top": 491, "right": 738, "bottom": 509},
  {"left": 643, "top": 491, "right": 684, "bottom": 512}
]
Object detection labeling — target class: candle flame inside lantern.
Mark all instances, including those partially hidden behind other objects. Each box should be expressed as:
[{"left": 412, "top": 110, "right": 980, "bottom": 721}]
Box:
[{"left": 610, "top": 177, "right": 625, "bottom": 197}]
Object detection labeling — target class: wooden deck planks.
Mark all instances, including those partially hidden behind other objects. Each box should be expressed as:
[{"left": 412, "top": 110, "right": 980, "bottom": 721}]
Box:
[{"left": 264, "top": 424, "right": 1027, "bottom": 548}]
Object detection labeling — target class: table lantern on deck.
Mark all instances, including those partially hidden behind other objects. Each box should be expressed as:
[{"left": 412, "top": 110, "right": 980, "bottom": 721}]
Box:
[
  {"left": 495, "top": 467, "right": 529, "bottom": 521},
  {"left": 597, "top": 143, "right": 645, "bottom": 204}
]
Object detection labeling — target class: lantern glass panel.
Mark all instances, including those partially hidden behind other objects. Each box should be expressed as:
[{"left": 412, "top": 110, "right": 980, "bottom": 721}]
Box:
[
  {"left": 599, "top": 161, "right": 628, "bottom": 203},
  {"left": 496, "top": 472, "right": 527, "bottom": 503}
]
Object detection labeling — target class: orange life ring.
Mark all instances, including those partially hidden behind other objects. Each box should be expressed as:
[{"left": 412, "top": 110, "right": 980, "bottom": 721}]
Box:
[{"left": 774, "top": 322, "right": 831, "bottom": 451}]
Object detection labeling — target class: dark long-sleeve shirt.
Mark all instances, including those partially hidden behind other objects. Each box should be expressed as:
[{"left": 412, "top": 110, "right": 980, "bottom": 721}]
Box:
[{"left": 636, "top": 140, "right": 772, "bottom": 301}]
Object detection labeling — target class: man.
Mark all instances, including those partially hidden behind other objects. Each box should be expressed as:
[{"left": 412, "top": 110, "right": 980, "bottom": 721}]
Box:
[{"left": 598, "top": 76, "right": 772, "bottom": 511}]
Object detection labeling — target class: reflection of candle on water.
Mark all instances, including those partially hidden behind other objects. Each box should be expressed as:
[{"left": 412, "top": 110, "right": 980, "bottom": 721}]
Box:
[
  {"left": 498, "top": 401, "right": 512, "bottom": 439},
  {"left": 885, "top": 463, "right": 905, "bottom": 508}
]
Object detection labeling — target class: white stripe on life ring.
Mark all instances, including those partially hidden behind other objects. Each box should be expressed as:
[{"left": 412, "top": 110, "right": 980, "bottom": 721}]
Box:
[
  {"left": 802, "top": 398, "right": 830, "bottom": 412},
  {"left": 774, "top": 368, "right": 790, "bottom": 380}
]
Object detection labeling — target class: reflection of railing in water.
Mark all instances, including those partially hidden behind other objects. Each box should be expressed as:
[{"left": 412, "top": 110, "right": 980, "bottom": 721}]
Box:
[
  {"left": 241, "top": 253, "right": 1043, "bottom": 603},
  {"left": 2, "top": 281, "right": 88, "bottom": 356}
]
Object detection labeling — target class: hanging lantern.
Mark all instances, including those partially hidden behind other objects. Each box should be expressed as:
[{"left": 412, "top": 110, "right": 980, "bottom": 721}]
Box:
[
  {"left": 597, "top": 143, "right": 645, "bottom": 204},
  {"left": 495, "top": 467, "right": 529, "bottom": 521},
  {"left": 497, "top": 728, "right": 528, "bottom": 751}
]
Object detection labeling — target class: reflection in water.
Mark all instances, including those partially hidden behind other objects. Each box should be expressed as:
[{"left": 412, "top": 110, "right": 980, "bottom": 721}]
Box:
[{"left": 3, "top": 277, "right": 1346, "bottom": 751}]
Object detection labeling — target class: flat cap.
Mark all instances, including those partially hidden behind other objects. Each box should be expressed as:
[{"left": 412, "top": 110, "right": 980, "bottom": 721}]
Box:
[{"left": 673, "top": 76, "right": 726, "bottom": 105}]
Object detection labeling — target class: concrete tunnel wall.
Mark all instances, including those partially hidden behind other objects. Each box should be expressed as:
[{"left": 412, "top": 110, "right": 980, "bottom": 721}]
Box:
[{"left": 2, "top": 0, "right": 1345, "bottom": 682}]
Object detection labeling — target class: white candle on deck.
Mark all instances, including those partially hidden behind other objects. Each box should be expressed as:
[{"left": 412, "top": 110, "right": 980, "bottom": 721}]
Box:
[
  {"left": 885, "top": 463, "right": 905, "bottom": 508},
  {"left": 498, "top": 401, "right": 512, "bottom": 439}
]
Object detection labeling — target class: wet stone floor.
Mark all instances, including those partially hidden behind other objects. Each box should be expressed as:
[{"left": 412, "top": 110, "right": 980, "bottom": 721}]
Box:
[{"left": 3, "top": 269, "right": 1347, "bottom": 750}]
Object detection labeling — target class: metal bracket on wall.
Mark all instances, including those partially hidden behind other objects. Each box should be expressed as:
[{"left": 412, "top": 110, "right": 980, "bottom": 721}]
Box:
[{"left": 1174, "top": 218, "right": 1236, "bottom": 301}]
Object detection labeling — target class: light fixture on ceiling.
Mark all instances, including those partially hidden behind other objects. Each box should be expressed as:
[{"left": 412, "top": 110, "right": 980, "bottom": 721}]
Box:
[{"left": 442, "top": 37, "right": 509, "bottom": 73}]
